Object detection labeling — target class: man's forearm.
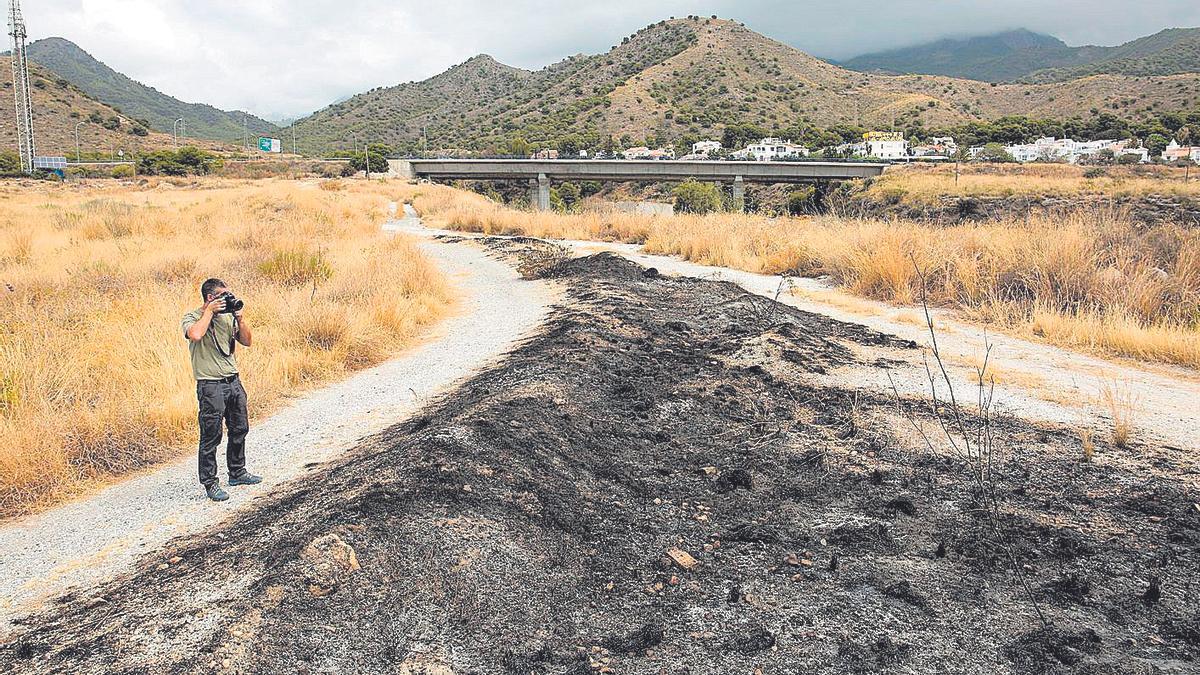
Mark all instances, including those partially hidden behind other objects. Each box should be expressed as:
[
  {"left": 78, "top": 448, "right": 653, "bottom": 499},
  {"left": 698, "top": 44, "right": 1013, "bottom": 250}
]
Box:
[
  {"left": 186, "top": 310, "right": 214, "bottom": 341},
  {"left": 236, "top": 315, "right": 252, "bottom": 347}
]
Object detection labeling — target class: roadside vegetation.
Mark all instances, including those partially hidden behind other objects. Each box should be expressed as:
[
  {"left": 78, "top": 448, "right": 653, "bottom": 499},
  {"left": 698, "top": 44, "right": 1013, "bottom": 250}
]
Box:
[
  {"left": 410, "top": 183, "right": 1200, "bottom": 369},
  {"left": 0, "top": 179, "right": 454, "bottom": 516}
]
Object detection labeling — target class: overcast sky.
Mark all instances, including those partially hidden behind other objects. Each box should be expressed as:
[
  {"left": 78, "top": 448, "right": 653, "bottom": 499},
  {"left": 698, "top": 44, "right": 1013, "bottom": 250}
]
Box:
[{"left": 25, "top": 1, "right": 1200, "bottom": 120}]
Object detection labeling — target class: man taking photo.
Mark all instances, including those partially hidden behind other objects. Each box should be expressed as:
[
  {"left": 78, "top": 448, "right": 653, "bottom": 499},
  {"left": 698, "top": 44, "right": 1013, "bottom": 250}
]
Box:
[{"left": 182, "top": 278, "right": 262, "bottom": 502}]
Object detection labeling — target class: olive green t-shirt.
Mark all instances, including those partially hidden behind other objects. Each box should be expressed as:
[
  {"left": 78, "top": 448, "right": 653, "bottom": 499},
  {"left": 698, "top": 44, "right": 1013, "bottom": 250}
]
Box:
[{"left": 181, "top": 308, "right": 239, "bottom": 380}]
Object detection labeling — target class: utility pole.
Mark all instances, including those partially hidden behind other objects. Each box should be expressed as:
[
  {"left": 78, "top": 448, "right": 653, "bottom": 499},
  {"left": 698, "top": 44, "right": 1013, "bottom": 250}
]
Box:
[
  {"left": 8, "top": 0, "right": 36, "bottom": 173},
  {"left": 243, "top": 112, "right": 249, "bottom": 160},
  {"left": 291, "top": 119, "right": 296, "bottom": 155},
  {"left": 74, "top": 121, "right": 84, "bottom": 161}
]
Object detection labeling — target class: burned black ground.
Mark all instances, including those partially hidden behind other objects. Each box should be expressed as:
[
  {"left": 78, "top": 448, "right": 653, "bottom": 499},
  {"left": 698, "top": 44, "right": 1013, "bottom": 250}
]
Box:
[{"left": 2, "top": 252, "right": 1198, "bottom": 674}]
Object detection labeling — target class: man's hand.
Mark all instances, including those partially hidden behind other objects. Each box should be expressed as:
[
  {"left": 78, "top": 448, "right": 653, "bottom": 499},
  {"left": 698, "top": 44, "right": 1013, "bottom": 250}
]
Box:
[{"left": 202, "top": 295, "right": 227, "bottom": 315}]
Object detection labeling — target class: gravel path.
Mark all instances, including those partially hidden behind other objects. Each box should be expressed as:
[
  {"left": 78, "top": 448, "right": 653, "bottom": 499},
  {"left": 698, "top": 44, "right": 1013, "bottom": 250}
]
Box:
[
  {"left": 0, "top": 207, "right": 554, "bottom": 629},
  {"left": 415, "top": 221, "right": 1200, "bottom": 460}
]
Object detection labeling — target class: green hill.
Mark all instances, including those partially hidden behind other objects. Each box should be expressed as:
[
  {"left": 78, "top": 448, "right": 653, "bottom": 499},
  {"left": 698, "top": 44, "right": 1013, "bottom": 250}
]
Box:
[{"left": 25, "top": 37, "right": 278, "bottom": 142}]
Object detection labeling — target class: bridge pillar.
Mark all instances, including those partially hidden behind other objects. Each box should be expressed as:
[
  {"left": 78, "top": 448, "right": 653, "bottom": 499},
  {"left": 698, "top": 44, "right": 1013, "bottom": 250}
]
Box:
[
  {"left": 529, "top": 178, "right": 539, "bottom": 208},
  {"left": 536, "top": 173, "right": 551, "bottom": 211},
  {"left": 731, "top": 175, "right": 745, "bottom": 212}
]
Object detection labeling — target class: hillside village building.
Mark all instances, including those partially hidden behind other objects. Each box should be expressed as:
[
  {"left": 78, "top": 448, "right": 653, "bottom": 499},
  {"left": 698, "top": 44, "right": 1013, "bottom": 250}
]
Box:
[
  {"left": 831, "top": 141, "right": 868, "bottom": 157},
  {"left": 731, "top": 138, "right": 809, "bottom": 161},
  {"left": 1001, "top": 137, "right": 1149, "bottom": 164},
  {"left": 863, "top": 132, "right": 909, "bottom": 160},
  {"left": 679, "top": 140, "right": 723, "bottom": 160},
  {"left": 1162, "top": 140, "right": 1200, "bottom": 164},
  {"left": 622, "top": 146, "right": 675, "bottom": 160},
  {"left": 912, "top": 136, "right": 958, "bottom": 158}
]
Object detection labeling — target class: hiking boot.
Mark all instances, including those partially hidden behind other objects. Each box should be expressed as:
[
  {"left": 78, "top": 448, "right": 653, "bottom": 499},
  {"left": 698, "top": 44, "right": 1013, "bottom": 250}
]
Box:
[
  {"left": 205, "top": 484, "right": 229, "bottom": 502},
  {"left": 228, "top": 472, "right": 262, "bottom": 486}
]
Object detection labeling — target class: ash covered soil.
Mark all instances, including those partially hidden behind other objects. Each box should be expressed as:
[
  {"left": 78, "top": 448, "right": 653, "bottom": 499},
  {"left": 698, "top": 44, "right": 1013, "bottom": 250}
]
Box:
[{"left": 3, "top": 250, "right": 1199, "bottom": 674}]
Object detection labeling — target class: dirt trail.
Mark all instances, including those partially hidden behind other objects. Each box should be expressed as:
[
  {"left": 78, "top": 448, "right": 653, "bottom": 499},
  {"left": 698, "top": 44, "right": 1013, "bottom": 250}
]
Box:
[
  {"left": 409, "top": 221, "right": 1200, "bottom": 462},
  {"left": 0, "top": 218, "right": 554, "bottom": 630}
]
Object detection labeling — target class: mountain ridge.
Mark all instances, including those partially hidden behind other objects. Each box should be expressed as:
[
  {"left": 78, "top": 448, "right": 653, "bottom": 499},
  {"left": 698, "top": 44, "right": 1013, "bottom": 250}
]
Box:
[
  {"left": 1020, "top": 27, "right": 1200, "bottom": 82},
  {"left": 842, "top": 27, "right": 1200, "bottom": 83},
  {"left": 292, "top": 17, "right": 1200, "bottom": 154},
  {"left": 0, "top": 55, "right": 215, "bottom": 157},
  {"left": 24, "top": 37, "right": 278, "bottom": 142}
]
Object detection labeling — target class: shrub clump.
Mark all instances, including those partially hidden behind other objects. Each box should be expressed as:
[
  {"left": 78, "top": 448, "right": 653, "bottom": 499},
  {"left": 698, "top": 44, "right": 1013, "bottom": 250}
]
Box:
[
  {"left": 673, "top": 179, "right": 723, "bottom": 214},
  {"left": 257, "top": 246, "right": 334, "bottom": 286},
  {"left": 136, "top": 147, "right": 217, "bottom": 176}
]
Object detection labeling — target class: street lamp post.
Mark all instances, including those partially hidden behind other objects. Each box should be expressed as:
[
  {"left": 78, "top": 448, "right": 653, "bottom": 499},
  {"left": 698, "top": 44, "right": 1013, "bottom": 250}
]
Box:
[
  {"left": 172, "top": 118, "right": 184, "bottom": 149},
  {"left": 74, "top": 121, "right": 84, "bottom": 161},
  {"left": 361, "top": 134, "right": 372, "bottom": 180},
  {"left": 291, "top": 119, "right": 297, "bottom": 156}
]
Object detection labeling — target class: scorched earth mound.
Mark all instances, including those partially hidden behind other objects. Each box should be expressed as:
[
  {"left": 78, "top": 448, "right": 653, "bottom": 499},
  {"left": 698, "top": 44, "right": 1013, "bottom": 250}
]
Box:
[{"left": 2, "top": 251, "right": 1198, "bottom": 674}]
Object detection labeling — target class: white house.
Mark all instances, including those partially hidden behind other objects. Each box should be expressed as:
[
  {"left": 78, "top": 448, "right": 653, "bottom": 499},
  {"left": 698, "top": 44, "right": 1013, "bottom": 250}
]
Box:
[
  {"left": 864, "top": 132, "right": 909, "bottom": 160},
  {"left": 912, "top": 136, "right": 957, "bottom": 158},
  {"left": 733, "top": 138, "right": 809, "bottom": 161},
  {"left": 930, "top": 136, "right": 958, "bottom": 155},
  {"left": 1004, "top": 137, "right": 1147, "bottom": 164},
  {"left": 692, "top": 140, "right": 722, "bottom": 155},
  {"left": 1115, "top": 146, "right": 1150, "bottom": 163},
  {"left": 1004, "top": 137, "right": 1075, "bottom": 163},
  {"left": 832, "top": 141, "right": 868, "bottom": 157},
  {"left": 1163, "top": 140, "right": 1200, "bottom": 164}
]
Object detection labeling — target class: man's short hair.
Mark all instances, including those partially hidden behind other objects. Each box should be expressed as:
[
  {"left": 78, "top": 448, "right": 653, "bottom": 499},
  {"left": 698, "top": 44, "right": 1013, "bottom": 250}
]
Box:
[{"left": 200, "top": 278, "right": 227, "bottom": 300}]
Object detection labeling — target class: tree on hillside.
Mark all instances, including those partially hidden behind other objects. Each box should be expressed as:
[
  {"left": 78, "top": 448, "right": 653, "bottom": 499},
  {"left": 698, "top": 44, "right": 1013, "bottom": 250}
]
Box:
[
  {"left": 1146, "top": 133, "right": 1170, "bottom": 155},
  {"left": 0, "top": 151, "right": 22, "bottom": 176},
  {"left": 508, "top": 137, "right": 531, "bottom": 157},
  {"left": 721, "top": 123, "right": 767, "bottom": 151},
  {"left": 975, "top": 143, "right": 1015, "bottom": 163},
  {"left": 557, "top": 135, "right": 581, "bottom": 158}
]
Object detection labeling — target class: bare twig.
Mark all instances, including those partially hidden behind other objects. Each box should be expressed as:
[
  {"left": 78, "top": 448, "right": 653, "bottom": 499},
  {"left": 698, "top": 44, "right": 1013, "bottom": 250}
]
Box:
[{"left": 889, "top": 255, "right": 1049, "bottom": 628}]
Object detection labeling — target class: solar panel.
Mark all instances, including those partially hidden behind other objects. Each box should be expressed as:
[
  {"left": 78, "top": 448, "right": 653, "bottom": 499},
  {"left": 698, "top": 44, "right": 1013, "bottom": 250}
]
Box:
[{"left": 33, "top": 156, "right": 68, "bottom": 169}]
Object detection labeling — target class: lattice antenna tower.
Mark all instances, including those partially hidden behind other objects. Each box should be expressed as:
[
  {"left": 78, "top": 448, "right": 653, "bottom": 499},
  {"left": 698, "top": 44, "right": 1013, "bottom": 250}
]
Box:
[{"left": 8, "top": 0, "right": 35, "bottom": 173}]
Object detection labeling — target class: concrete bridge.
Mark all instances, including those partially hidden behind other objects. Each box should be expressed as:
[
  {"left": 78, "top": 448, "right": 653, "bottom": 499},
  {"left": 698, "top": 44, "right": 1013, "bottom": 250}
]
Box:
[{"left": 388, "top": 159, "right": 887, "bottom": 210}]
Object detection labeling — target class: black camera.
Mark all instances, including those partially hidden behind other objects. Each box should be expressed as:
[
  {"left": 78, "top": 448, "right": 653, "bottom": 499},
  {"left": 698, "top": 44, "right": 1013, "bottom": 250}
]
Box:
[{"left": 216, "top": 291, "right": 244, "bottom": 314}]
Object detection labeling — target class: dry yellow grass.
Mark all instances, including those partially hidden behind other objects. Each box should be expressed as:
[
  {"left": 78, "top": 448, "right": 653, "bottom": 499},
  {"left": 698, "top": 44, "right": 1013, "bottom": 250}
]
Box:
[
  {"left": 865, "top": 163, "right": 1200, "bottom": 204},
  {"left": 410, "top": 183, "right": 1200, "bottom": 369},
  {"left": 0, "top": 178, "right": 454, "bottom": 517},
  {"left": 1099, "top": 379, "right": 1140, "bottom": 449}
]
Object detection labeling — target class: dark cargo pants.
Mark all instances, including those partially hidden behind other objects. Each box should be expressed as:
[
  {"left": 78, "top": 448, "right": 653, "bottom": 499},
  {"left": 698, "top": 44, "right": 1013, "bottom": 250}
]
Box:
[{"left": 197, "top": 375, "right": 249, "bottom": 487}]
